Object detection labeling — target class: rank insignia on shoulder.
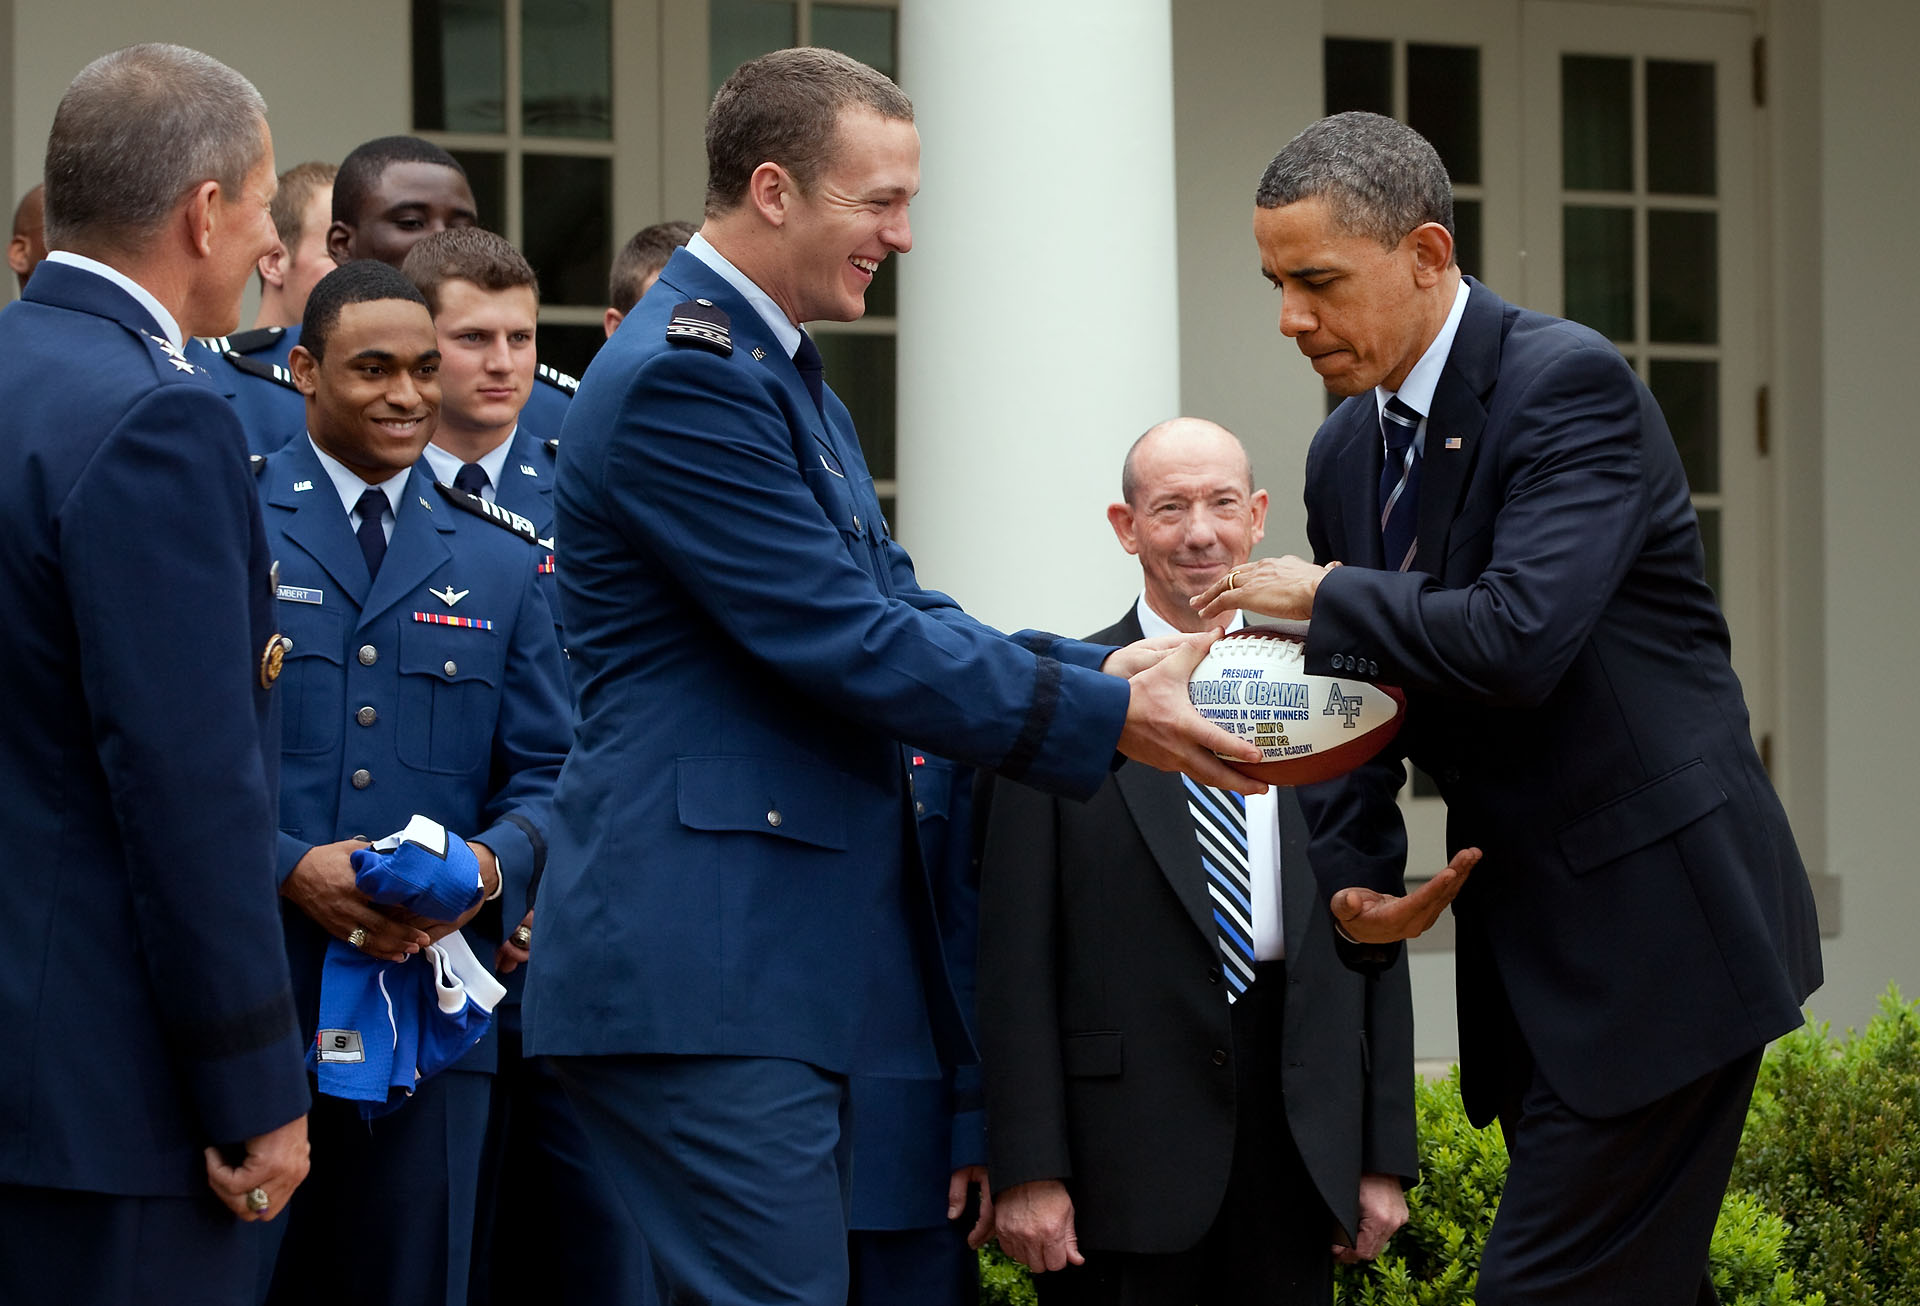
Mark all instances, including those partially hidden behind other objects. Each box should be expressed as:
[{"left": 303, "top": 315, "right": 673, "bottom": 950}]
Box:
[
  {"left": 145, "top": 332, "right": 198, "bottom": 374},
  {"left": 431, "top": 479, "right": 541, "bottom": 545},
  {"left": 536, "top": 362, "right": 579, "bottom": 395},
  {"left": 227, "top": 352, "right": 299, "bottom": 390},
  {"left": 225, "top": 326, "right": 285, "bottom": 354},
  {"left": 666, "top": 299, "right": 732, "bottom": 357}
]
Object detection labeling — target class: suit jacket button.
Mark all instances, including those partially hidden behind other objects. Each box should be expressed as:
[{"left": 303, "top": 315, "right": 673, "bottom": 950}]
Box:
[
  {"left": 356, "top": 706, "right": 377, "bottom": 727},
  {"left": 1368, "top": 659, "right": 1379, "bottom": 675},
  {"left": 1212, "top": 1048, "right": 1229, "bottom": 1066},
  {"left": 914, "top": 801, "right": 925, "bottom": 816},
  {"left": 767, "top": 809, "right": 782, "bottom": 828},
  {"left": 358, "top": 644, "right": 378, "bottom": 666},
  {"left": 1207, "top": 968, "right": 1221, "bottom": 985},
  {"left": 351, "top": 769, "right": 372, "bottom": 790},
  {"left": 443, "top": 660, "right": 458, "bottom": 676}
]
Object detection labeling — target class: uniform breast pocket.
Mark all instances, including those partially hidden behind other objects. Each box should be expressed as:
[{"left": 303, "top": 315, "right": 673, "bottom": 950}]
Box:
[
  {"left": 801, "top": 449, "right": 865, "bottom": 540},
  {"left": 396, "top": 622, "right": 504, "bottom": 775},
  {"left": 277, "top": 606, "right": 345, "bottom": 755}
]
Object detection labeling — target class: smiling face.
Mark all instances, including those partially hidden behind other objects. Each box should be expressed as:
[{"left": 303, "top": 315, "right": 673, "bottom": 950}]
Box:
[
  {"left": 292, "top": 297, "right": 442, "bottom": 480},
  {"left": 769, "top": 107, "right": 917, "bottom": 324},
  {"left": 431, "top": 277, "right": 537, "bottom": 448},
  {"left": 331, "top": 161, "right": 478, "bottom": 268},
  {"left": 1108, "top": 421, "right": 1268, "bottom": 633},
  {"left": 1253, "top": 194, "right": 1455, "bottom": 397}
]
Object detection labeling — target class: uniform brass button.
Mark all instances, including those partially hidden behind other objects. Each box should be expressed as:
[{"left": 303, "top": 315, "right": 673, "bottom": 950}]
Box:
[
  {"left": 443, "top": 660, "right": 458, "bottom": 676},
  {"left": 356, "top": 706, "right": 377, "bottom": 727},
  {"left": 915, "top": 801, "right": 926, "bottom": 816},
  {"left": 351, "top": 769, "right": 372, "bottom": 790},
  {"left": 767, "top": 810, "right": 782, "bottom": 828},
  {"left": 1212, "top": 1049, "right": 1229, "bottom": 1066},
  {"left": 358, "top": 644, "right": 377, "bottom": 666}
]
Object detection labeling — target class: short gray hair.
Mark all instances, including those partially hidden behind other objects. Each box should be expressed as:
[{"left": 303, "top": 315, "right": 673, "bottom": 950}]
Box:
[
  {"left": 1255, "top": 111, "right": 1453, "bottom": 250},
  {"left": 43, "top": 44, "right": 268, "bottom": 252}
]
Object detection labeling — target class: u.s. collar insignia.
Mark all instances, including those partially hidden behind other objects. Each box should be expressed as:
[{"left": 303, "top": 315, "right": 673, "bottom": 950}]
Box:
[
  {"left": 751, "top": 347, "right": 767, "bottom": 362},
  {"left": 666, "top": 299, "right": 732, "bottom": 357},
  {"left": 260, "top": 633, "right": 291, "bottom": 688}
]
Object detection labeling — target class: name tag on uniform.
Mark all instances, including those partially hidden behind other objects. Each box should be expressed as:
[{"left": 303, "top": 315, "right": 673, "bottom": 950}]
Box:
[{"left": 277, "top": 585, "right": 324, "bottom": 605}]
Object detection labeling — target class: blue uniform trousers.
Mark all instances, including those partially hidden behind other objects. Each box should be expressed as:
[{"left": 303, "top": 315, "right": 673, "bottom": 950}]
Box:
[{"left": 0, "top": 1184, "right": 268, "bottom": 1306}]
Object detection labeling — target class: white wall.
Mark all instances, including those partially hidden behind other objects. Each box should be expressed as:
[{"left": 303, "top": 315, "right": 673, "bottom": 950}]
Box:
[
  {"left": 6, "top": 2, "right": 410, "bottom": 306},
  {"left": 1807, "top": 0, "right": 1920, "bottom": 1034}
]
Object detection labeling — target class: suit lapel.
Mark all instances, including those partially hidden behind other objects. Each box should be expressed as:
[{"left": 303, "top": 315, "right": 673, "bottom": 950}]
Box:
[
  {"left": 1413, "top": 279, "right": 1500, "bottom": 577},
  {"left": 1322, "top": 398, "right": 1386, "bottom": 570},
  {"left": 358, "top": 467, "right": 454, "bottom": 630},
  {"left": 271, "top": 441, "right": 371, "bottom": 607}
]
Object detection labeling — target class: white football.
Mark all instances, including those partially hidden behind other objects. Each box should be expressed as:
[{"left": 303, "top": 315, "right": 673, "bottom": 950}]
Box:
[{"left": 1187, "top": 628, "right": 1406, "bottom": 785}]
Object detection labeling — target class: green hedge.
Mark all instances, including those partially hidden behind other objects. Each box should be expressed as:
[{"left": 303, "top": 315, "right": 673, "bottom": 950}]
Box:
[{"left": 979, "top": 988, "right": 1920, "bottom": 1305}]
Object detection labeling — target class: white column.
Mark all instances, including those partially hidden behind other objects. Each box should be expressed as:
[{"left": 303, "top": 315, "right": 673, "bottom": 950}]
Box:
[{"left": 896, "top": 0, "right": 1181, "bottom": 638}]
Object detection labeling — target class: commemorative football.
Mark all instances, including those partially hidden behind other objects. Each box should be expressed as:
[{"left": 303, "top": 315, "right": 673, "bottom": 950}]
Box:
[{"left": 1188, "top": 628, "right": 1405, "bottom": 785}]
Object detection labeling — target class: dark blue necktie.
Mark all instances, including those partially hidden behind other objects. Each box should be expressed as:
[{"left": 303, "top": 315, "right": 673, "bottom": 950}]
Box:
[
  {"left": 1378, "top": 395, "right": 1424, "bottom": 572},
  {"left": 354, "top": 488, "right": 388, "bottom": 578},
  {"left": 452, "top": 461, "right": 489, "bottom": 499},
  {"left": 793, "top": 332, "right": 825, "bottom": 414}
]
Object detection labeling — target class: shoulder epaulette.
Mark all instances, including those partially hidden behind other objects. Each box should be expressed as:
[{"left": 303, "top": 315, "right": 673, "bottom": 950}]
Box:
[
  {"left": 250, "top": 454, "right": 268, "bottom": 477},
  {"left": 535, "top": 362, "right": 579, "bottom": 395},
  {"left": 665, "top": 299, "right": 732, "bottom": 357},
  {"left": 226, "top": 351, "right": 299, "bottom": 390},
  {"left": 225, "top": 326, "right": 287, "bottom": 354},
  {"left": 432, "top": 479, "right": 541, "bottom": 545}
]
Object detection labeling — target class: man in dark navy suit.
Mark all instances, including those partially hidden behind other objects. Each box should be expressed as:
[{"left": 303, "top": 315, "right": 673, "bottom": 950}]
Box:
[
  {"left": 0, "top": 43, "right": 311, "bottom": 1306},
  {"left": 401, "top": 225, "right": 652, "bottom": 1305},
  {"left": 525, "top": 47, "right": 1261, "bottom": 1306},
  {"left": 1200, "top": 112, "right": 1822, "bottom": 1305},
  {"left": 257, "top": 260, "right": 571, "bottom": 1306}
]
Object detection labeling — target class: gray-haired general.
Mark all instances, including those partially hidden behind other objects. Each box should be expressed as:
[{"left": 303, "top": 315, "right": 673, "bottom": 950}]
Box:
[
  {"left": 1195, "top": 111, "right": 1821, "bottom": 1304},
  {"left": 0, "top": 43, "right": 311, "bottom": 1305}
]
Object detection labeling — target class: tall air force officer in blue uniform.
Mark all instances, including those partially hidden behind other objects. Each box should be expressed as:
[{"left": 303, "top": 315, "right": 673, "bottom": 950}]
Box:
[
  {"left": 0, "top": 44, "right": 312, "bottom": 1305},
  {"left": 527, "top": 48, "right": 1262, "bottom": 1306},
  {"left": 258, "top": 259, "right": 570, "bottom": 1306},
  {"left": 400, "top": 225, "right": 652, "bottom": 1305}
]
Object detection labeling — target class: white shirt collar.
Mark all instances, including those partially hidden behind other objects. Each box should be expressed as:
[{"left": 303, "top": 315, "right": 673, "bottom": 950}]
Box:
[
  {"left": 686, "top": 231, "right": 804, "bottom": 359},
  {"left": 423, "top": 425, "right": 518, "bottom": 502},
  {"left": 1374, "top": 275, "right": 1472, "bottom": 424},
  {"left": 45, "top": 250, "right": 184, "bottom": 349},
  {"left": 1134, "top": 591, "right": 1246, "bottom": 641},
  {"left": 307, "top": 435, "right": 411, "bottom": 523}
]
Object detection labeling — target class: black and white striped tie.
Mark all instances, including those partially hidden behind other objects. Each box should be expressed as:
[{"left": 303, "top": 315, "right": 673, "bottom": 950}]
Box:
[
  {"left": 1183, "top": 776, "right": 1255, "bottom": 1001},
  {"left": 1379, "top": 395, "right": 1424, "bottom": 572}
]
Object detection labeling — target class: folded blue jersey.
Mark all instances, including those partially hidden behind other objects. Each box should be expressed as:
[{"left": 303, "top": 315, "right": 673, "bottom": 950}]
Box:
[
  {"left": 350, "top": 813, "right": 484, "bottom": 922},
  {"left": 313, "top": 818, "right": 505, "bottom": 1117}
]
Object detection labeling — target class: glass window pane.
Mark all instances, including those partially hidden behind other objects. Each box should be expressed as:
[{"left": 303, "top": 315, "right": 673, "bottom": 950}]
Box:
[
  {"left": 1696, "top": 505, "right": 1721, "bottom": 596},
  {"left": 1562, "top": 54, "right": 1632, "bottom": 191},
  {"left": 1453, "top": 198, "right": 1482, "bottom": 280},
  {"left": 413, "top": 0, "right": 505, "bottom": 133},
  {"left": 812, "top": 332, "right": 896, "bottom": 480},
  {"left": 448, "top": 149, "right": 507, "bottom": 233},
  {"left": 1646, "top": 60, "right": 1715, "bottom": 196},
  {"left": 1648, "top": 359, "right": 1719, "bottom": 493},
  {"left": 814, "top": 4, "right": 896, "bottom": 80},
  {"left": 522, "top": 154, "right": 612, "bottom": 306},
  {"left": 535, "top": 322, "right": 606, "bottom": 387},
  {"left": 1408, "top": 43, "right": 1481, "bottom": 185},
  {"left": 523, "top": 0, "right": 611, "bottom": 139},
  {"left": 1648, "top": 209, "right": 1717, "bottom": 343},
  {"left": 1324, "top": 38, "right": 1393, "bottom": 117},
  {"left": 1562, "top": 205, "right": 1634, "bottom": 341},
  {"left": 711, "top": 0, "right": 797, "bottom": 97}
]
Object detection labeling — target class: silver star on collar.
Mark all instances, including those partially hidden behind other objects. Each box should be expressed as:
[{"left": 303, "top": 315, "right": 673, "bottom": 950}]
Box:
[{"left": 146, "top": 332, "right": 198, "bottom": 374}]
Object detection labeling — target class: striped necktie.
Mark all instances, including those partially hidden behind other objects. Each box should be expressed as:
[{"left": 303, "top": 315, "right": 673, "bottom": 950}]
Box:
[
  {"left": 1379, "top": 394, "right": 1424, "bottom": 572},
  {"left": 1183, "top": 775, "right": 1255, "bottom": 1001}
]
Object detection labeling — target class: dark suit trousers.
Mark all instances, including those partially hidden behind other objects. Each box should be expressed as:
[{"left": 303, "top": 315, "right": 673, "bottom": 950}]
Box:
[
  {"left": 1035, "top": 962, "right": 1335, "bottom": 1306},
  {"left": 1477, "top": 1046, "right": 1763, "bottom": 1306}
]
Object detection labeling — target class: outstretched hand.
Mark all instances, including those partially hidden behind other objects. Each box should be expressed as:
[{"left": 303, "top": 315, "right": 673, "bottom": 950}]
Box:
[
  {"left": 1115, "top": 631, "right": 1267, "bottom": 796},
  {"left": 1330, "top": 847, "right": 1482, "bottom": 944}
]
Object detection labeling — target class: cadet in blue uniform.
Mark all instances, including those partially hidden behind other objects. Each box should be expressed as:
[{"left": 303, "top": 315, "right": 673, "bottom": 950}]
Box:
[
  {"left": 402, "top": 225, "right": 652, "bottom": 1305},
  {"left": 525, "top": 48, "right": 1258, "bottom": 1306},
  {"left": 847, "top": 749, "right": 989, "bottom": 1306},
  {"left": 0, "top": 44, "right": 311, "bottom": 1306},
  {"left": 258, "top": 260, "right": 571, "bottom": 1306}
]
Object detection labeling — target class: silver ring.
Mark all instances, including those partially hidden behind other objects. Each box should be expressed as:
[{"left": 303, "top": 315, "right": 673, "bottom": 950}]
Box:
[
  {"left": 347, "top": 927, "right": 368, "bottom": 949},
  {"left": 247, "top": 1186, "right": 270, "bottom": 1213}
]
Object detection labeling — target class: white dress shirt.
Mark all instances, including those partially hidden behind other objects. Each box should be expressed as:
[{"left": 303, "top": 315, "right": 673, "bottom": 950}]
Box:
[
  {"left": 308, "top": 436, "right": 410, "bottom": 543},
  {"left": 686, "top": 231, "right": 805, "bottom": 359},
  {"left": 44, "top": 250, "right": 184, "bottom": 349},
  {"left": 1134, "top": 594, "right": 1284, "bottom": 960},
  {"left": 1373, "top": 276, "right": 1473, "bottom": 446}
]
